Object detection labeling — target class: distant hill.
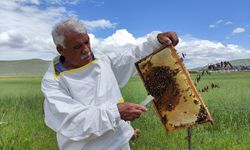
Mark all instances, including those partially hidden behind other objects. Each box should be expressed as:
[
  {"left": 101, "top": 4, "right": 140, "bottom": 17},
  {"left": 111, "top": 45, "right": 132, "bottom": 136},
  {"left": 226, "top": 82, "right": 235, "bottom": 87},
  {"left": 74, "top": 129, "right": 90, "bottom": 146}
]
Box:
[
  {"left": 229, "top": 58, "right": 250, "bottom": 66},
  {"left": 0, "top": 58, "right": 250, "bottom": 77},
  {"left": 190, "top": 58, "right": 250, "bottom": 71},
  {"left": 0, "top": 59, "right": 51, "bottom": 77}
]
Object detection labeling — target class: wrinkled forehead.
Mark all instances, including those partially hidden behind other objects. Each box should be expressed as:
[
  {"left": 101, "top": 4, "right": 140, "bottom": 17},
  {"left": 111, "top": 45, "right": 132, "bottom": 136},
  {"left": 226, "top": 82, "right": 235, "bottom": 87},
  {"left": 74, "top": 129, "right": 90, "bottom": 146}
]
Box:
[
  {"left": 63, "top": 30, "right": 89, "bottom": 47},
  {"left": 64, "top": 29, "right": 88, "bottom": 39}
]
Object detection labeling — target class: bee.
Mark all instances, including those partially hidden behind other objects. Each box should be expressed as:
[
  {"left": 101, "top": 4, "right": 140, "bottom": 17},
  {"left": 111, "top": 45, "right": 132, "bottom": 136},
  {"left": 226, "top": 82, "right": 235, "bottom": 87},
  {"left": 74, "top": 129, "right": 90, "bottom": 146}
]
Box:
[
  {"left": 196, "top": 74, "right": 201, "bottom": 83},
  {"left": 193, "top": 99, "right": 199, "bottom": 105},
  {"left": 211, "top": 82, "right": 220, "bottom": 88},
  {"left": 201, "top": 70, "right": 205, "bottom": 75},
  {"left": 201, "top": 85, "right": 209, "bottom": 92},
  {"left": 181, "top": 53, "right": 186, "bottom": 59},
  {"left": 161, "top": 115, "right": 168, "bottom": 124}
]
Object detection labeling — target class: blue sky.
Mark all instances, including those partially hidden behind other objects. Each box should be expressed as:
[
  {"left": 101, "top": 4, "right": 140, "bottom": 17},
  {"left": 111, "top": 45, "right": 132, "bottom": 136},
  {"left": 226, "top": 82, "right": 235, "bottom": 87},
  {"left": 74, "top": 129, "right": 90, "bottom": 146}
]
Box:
[
  {"left": 66, "top": 0, "right": 250, "bottom": 48},
  {"left": 0, "top": 0, "right": 250, "bottom": 68}
]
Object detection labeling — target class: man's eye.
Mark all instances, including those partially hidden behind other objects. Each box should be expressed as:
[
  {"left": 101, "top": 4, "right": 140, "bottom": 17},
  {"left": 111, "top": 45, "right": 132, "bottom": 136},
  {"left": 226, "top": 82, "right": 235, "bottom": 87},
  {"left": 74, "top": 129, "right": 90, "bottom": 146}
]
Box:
[
  {"left": 84, "top": 41, "right": 89, "bottom": 45},
  {"left": 74, "top": 44, "right": 82, "bottom": 49}
]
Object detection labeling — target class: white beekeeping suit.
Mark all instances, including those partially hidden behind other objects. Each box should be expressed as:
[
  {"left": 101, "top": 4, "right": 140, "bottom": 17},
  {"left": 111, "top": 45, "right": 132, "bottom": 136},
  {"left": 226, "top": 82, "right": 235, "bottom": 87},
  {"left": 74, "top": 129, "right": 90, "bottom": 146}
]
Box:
[{"left": 41, "top": 31, "right": 162, "bottom": 150}]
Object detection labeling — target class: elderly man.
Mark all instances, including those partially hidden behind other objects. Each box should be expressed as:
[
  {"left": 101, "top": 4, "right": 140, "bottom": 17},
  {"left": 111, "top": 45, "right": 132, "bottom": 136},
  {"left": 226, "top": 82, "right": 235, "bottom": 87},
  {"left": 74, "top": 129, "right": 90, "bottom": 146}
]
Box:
[{"left": 41, "top": 17, "right": 179, "bottom": 150}]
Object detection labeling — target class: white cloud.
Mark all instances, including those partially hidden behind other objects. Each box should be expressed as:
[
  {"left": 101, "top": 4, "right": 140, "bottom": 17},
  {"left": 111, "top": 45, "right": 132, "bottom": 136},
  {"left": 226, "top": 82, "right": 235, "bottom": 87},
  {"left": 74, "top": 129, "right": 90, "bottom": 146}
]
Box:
[
  {"left": 209, "top": 24, "right": 215, "bottom": 28},
  {"left": 232, "top": 27, "right": 246, "bottom": 34},
  {"left": 216, "top": 19, "right": 224, "bottom": 24},
  {"left": 91, "top": 32, "right": 250, "bottom": 69},
  {"left": 16, "top": 0, "right": 40, "bottom": 5},
  {"left": 209, "top": 19, "right": 233, "bottom": 28},
  {"left": 90, "top": 29, "right": 146, "bottom": 54},
  {"left": 1, "top": 1, "right": 250, "bottom": 69},
  {"left": 0, "top": 0, "right": 68, "bottom": 60},
  {"left": 43, "top": 0, "right": 80, "bottom": 5},
  {"left": 83, "top": 19, "right": 117, "bottom": 30},
  {"left": 15, "top": 0, "right": 80, "bottom": 5},
  {"left": 101, "top": 29, "right": 136, "bottom": 46},
  {"left": 0, "top": 0, "right": 116, "bottom": 60},
  {"left": 88, "top": 0, "right": 104, "bottom": 7},
  {"left": 176, "top": 36, "right": 250, "bottom": 68},
  {"left": 225, "top": 21, "right": 233, "bottom": 25},
  {"left": 245, "top": 24, "right": 250, "bottom": 28}
]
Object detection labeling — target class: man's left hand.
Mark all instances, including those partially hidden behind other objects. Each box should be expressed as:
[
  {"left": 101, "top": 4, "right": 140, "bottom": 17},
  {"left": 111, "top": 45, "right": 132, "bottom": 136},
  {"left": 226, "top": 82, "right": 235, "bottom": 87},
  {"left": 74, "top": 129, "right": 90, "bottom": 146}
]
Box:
[{"left": 157, "top": 32, "right": 179, "bottom": 46}]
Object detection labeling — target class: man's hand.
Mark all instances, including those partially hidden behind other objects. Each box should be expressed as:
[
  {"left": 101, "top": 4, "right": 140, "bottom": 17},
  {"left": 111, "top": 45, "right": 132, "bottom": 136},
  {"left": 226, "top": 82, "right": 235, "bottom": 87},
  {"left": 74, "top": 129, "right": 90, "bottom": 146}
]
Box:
[
  {"left": 157, "top": 32, "right": 179, "bottom": 46},
  {"left": 117, "top": 102, "right": 147, "bottom": 121}
]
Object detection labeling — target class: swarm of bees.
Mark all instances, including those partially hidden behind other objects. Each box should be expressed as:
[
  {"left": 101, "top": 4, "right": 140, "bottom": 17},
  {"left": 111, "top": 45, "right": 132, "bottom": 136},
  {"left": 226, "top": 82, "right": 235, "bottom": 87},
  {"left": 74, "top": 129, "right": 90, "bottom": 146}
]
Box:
[
  {"left": 144, "top": 66, "right": 179, "bottom": 98},
  {"left": 196, "top": 106, "right": 208, "bottom": 123},
  {"left": 144, "top": 66, "right": 181, "bottom": 111},
  {"left": 194, "top": 61, "right": 233, "bottom": 93}
]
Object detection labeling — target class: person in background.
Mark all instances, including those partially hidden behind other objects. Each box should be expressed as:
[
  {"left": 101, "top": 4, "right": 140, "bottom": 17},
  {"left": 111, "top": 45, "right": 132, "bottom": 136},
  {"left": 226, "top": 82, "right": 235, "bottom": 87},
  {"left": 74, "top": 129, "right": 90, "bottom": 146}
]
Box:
[{"left": 41, "top": 17, "right": 179, "bottom": 150}]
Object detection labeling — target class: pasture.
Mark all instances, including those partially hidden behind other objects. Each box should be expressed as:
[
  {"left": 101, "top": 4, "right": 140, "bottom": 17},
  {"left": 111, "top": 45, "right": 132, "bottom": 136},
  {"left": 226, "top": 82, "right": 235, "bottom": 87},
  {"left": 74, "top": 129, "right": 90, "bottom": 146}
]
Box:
[{"left": 0, "top": 72, "right": 250, "bottom": 150}]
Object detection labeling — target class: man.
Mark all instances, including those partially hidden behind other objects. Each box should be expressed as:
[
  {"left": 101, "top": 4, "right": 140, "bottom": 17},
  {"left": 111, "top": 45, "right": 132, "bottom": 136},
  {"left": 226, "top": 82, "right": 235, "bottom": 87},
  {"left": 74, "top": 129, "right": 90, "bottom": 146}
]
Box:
[{"left": 41, "top": 17, "right": 179, "bottom": 150}]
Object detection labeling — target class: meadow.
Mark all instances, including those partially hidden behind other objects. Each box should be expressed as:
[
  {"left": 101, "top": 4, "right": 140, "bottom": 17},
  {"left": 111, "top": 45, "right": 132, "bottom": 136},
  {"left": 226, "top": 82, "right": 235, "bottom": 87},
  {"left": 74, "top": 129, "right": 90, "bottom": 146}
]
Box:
[{"left": 0, "top": 72, "right": 250, "bottom": 150}]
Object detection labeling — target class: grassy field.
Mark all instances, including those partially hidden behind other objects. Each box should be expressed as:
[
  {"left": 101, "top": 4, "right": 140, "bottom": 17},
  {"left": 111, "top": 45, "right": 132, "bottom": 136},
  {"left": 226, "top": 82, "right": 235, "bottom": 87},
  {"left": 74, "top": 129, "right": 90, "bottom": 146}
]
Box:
[
  {"left": 0, "top": 59, "right": 50, "bottom": 77},
  {"left": 0, "top": 72, "right": 250, "bottom": 150},
  {"left": 0, "top": 77, "right": 57, "bottom": 150}
]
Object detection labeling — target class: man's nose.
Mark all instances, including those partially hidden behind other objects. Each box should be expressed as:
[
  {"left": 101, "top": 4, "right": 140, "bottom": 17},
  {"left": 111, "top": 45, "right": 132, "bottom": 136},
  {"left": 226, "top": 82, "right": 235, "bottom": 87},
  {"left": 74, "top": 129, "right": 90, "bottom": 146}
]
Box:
[
  {"left": 83, "top": 44, "right": 89, "bottom": 49},
  {"left": 81, "top": 45, "right": 90, "bottom": 53}
]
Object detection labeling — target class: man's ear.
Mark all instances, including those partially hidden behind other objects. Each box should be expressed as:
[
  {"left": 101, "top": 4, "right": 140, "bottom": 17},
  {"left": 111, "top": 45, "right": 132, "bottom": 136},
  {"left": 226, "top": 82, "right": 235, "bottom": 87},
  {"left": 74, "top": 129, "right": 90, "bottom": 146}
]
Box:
[{"left": 56, "top": 45, "right": 64, "bottom": 55}]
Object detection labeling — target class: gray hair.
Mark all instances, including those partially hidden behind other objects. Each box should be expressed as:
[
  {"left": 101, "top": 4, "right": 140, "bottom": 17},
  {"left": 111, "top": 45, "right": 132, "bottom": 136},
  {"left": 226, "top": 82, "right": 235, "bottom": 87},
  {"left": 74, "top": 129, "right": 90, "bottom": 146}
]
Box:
[{"left": 52, "top": 17, "right": 87, "bottom": 48}]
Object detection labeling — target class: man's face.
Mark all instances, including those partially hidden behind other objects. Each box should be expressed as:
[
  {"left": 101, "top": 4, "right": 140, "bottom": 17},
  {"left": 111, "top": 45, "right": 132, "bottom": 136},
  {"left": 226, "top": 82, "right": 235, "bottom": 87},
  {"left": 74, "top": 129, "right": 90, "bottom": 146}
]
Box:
[{"left": 58, "top": 31, "right": 93, "bottom": 69}]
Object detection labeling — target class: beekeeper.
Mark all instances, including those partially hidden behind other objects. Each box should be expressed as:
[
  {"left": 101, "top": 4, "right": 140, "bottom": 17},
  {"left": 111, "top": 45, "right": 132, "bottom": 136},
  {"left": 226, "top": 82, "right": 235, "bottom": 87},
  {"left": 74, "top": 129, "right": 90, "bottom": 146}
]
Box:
[{"left": 41, "top": 17, "right": 179, "bottom": 150}]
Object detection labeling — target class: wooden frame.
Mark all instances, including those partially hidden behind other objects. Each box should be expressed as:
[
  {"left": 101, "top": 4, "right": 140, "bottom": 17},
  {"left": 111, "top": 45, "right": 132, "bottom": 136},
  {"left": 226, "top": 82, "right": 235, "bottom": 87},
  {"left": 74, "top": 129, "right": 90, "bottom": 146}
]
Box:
[{"left": 135, "top": 46, "right": 213, "bottom": 132}]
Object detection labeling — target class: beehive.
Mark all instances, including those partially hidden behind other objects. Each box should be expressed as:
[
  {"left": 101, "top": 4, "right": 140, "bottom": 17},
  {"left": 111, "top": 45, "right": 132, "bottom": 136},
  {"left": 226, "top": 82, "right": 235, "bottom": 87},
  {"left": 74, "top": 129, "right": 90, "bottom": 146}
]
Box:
[{"left": 135, "top": 46, "right": 213, "bottom": 131}]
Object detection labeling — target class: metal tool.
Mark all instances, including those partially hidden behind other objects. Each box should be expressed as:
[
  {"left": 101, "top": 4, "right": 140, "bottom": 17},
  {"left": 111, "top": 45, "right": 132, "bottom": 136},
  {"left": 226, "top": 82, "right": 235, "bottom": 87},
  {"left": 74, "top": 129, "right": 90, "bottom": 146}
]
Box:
[{"left": 140, "top": 95, "right": 154, "bottom": 107}]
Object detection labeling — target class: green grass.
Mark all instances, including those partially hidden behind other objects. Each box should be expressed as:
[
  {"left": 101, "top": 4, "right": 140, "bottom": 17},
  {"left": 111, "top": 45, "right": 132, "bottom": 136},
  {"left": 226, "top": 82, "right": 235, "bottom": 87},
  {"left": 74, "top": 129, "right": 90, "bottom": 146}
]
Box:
[
  {"left": 0, "top": 77, "right": 57, "bottom": 150},
  {"left": 1, "top": 72, "right": 250, "bottom": 150},
  {"left": 123, "top": 72, "right": 250, "bottom": 150},
  {"left": 0, "top": 59, "right": 50, "bottom": 77}
]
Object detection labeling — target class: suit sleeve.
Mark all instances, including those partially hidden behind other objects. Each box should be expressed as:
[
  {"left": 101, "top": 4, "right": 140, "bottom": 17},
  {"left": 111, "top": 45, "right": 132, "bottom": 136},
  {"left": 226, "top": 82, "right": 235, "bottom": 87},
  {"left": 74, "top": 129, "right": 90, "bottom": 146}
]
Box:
[
  {"left": 41, "top": 77, "right": 121, "bottom": 141},
  {"left": 107, "top": 31, "right": 162, "bottom": 88}
]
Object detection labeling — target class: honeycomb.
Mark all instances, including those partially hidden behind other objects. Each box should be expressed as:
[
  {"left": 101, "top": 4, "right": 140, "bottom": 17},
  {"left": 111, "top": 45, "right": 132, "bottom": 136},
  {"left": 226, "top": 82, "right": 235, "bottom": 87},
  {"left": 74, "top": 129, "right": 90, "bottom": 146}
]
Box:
[{"left": 135, "top": 46, "right": 213, "bottom": 131}]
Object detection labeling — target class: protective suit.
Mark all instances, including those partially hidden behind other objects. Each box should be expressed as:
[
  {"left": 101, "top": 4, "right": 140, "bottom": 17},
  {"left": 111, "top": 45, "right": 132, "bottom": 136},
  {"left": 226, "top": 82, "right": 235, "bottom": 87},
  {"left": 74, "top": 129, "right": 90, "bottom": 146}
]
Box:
[{"left": 41, "top": 31, "right": 162, "bottom": 150}]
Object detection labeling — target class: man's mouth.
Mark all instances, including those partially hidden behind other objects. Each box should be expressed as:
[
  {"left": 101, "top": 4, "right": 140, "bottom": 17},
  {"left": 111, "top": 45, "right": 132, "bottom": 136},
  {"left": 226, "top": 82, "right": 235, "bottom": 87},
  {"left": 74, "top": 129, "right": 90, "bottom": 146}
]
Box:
[{"left": 80, "top": 52, "right": 91, "bottom": 60}]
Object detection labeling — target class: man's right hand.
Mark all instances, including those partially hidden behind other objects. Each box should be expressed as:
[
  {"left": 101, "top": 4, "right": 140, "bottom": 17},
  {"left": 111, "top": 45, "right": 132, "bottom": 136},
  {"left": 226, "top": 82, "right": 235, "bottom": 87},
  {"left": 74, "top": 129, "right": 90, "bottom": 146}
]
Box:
[{"left": 117, "top": 102, "right": 147, "bottom": 121}]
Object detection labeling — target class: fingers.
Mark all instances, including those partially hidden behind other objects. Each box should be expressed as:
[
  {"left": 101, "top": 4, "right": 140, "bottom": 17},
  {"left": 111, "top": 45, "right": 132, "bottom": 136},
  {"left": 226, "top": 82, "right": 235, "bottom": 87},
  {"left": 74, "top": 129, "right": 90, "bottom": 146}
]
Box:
[
  {"left": 157, "top": 32, "right": 179, "bottom": 46},
  {"left": 160, "top": 36, "right": 172, "bottom": 45},
  {"left": 117, "top": 102, "right": 148, "bottom": 121},
  {"left": 168, "top": 32, "right": 179, "bottom": 46},
  {"left": 134, "top": 104, "right": 148, "bottom": 112}
]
